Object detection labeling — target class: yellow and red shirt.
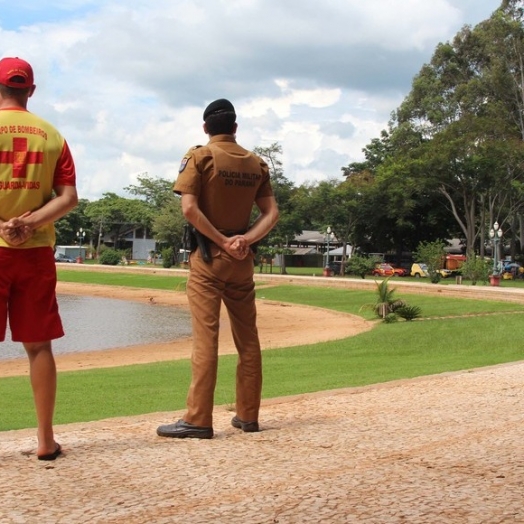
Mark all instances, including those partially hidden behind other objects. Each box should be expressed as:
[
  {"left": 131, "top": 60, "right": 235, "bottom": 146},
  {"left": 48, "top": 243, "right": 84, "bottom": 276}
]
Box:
[{"left": 0, "top": 107, "right": 76, "bottom": 248}]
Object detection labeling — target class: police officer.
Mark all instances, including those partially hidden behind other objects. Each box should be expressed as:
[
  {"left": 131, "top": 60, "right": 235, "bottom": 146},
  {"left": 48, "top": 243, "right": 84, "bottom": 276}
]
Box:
[{"left": 157, "top": 99, "right": 279, "bottom": 439}]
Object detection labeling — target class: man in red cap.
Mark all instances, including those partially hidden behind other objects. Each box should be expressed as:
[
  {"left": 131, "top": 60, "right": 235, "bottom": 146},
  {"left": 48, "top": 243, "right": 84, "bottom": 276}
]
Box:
[
  {"left": 0, "top": 57, "right": 78, "bottom": 460},
  {"left": 157, "top": 99, "right": 279, "bottom": 439}
]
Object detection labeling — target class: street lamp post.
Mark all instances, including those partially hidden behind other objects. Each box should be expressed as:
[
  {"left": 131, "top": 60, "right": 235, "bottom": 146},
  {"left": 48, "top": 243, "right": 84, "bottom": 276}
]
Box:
[
  {"left": 325, "top": 226, "right": 331, "bottom": 268},
  {"left": 96, "top": 220, "right": 103, "bottom": 259},
  {"left": 489, "top": 221, "right": 503, "bottom": 286},
  {"left": 76, "top": 228, "right": 86, "bottom": 260},
  {"left": 324, "top": 226, "right": 334, "bottom": 276}
]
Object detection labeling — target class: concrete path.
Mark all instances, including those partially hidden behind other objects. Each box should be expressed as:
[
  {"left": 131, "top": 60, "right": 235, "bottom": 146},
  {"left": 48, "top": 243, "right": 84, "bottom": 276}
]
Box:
[{"left": 1, "top": 361, "right": 523, "bottom": 523}]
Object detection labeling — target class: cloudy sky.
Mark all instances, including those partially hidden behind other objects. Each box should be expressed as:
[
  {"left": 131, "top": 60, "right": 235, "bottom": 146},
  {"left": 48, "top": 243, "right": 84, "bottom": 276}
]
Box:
[{"left": 0, "top": 0, "right": 501, "bottom": 201}]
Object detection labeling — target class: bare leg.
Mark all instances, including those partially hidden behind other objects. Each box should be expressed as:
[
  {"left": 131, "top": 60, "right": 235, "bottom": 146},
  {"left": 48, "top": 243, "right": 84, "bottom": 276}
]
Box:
[{"left": 23, "top": 341, "right": 57, "bottom": 456}]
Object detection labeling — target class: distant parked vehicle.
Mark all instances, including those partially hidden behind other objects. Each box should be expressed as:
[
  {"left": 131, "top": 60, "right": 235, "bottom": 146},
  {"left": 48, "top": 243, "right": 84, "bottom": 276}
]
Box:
[
  {"left": 390, "top": 265, "right": 408, "bottom": 277},
  {"left": 328, "top": 261, "right": 342, "bottom": 274},
  {"left": 443, "top": 254, "right": 466, "bottom": 274},
  {"left": 411, "top": 263, "right": 451, "bottom": 279},
  {"left": 54, "top": 253, "right": 76, "bottom": 263},
  {"left": 372, "top": 263, "right": 405, "bottom": 277},
  {"left": 410, "top": 263, "right": 429, "bottom": 278},
  {"left": 502, "top": 261, "right": 522, "bottom": 280}
]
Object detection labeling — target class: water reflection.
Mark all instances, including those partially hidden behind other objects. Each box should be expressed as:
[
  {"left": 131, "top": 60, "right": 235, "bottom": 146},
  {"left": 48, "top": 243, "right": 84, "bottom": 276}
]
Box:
[{"left": 1, "top": 294, "right": 192, "bottom": 360}]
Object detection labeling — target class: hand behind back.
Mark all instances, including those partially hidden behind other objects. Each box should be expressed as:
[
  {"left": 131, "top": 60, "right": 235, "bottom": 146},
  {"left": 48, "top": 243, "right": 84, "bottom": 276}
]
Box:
[
  {"left": 0, "top": 212, "right": 34, "bottom": 246},
  {"left": 224, "top": 235, "right": 249, "bottom": 260}
]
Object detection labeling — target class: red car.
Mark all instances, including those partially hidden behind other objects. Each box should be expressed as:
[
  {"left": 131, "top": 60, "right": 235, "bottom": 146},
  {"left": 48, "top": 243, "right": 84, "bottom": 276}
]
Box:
[
  {"left": 392, "top": 266, "right": 408, "bottom": 277},
  {"left": 372, "top": 263, "right": 407, "bottom": 277}
]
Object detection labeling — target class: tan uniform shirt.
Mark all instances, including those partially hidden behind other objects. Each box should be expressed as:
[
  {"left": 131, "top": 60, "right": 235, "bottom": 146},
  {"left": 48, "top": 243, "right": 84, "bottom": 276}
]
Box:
[{"left": 174, "top": 134, "right": 273, "bottom": 232}]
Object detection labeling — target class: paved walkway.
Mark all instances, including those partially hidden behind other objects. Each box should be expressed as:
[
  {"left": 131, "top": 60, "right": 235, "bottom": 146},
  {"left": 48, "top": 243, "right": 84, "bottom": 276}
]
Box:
[{"left": 1, "top": 361, "right": 523, "bottom": 523}]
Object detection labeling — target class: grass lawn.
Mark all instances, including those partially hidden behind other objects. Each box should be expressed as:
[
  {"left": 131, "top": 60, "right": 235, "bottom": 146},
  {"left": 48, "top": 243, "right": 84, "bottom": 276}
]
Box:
[
  {"left": 1, "top": 268, "right": 523, "bottom": 431},
  {"left": 257, "top": 265, "right": 524, "bottom": 287},
  {"left": 57, "top": 268, "right": 189, "bottom": 291}
]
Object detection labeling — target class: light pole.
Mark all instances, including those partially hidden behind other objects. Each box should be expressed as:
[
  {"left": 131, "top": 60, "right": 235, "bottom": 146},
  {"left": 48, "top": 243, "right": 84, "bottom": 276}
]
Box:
[
  {"left": 324, "top": 226, "right": 334, "bottom": 276},
  {"left": 96, "top": 220, "right": 103, "bottom": 259},
  {"left": 489, "top": 221, "right": 503, "bottom": 285},
  {"left": 76, "top": 228, "right": 86, "bottom": 259}
]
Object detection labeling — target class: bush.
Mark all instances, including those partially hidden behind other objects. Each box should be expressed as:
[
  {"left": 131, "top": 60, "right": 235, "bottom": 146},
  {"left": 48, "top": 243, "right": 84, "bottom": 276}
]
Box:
[
  {"left": 383, "top": 313, "right": 398, "bottom": 323},
  {"left": 346, "top": 254, "right": 381, "bottom": 278},
  {"left": 395, "top": 305, "right": 422, "bottom": 321},
  {"left": 161, "top": 247, "right": 174, "bottom": 268},
  {"left": 413, "top": 240, "right": 446, "bottom": 284},
  {"left": 99, "top": 248, "right": 121, "bottom": 266},
  {"left": 460, "top": 253, "right": 491, "bottom": 285},
  {"left": 360, "top": 278, "right": 406, "bottom": 319}
]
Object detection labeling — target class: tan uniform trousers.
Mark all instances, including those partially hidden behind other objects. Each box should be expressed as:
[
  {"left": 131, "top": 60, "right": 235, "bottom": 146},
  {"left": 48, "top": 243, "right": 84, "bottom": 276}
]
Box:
[{"left": 183, "top": 244, "right": 262, "bottom": 427}]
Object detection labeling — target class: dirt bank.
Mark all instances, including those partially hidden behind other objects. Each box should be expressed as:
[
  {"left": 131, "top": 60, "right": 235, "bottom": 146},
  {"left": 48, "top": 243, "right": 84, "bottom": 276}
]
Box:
[{"left": 0, "top": 281, "right": 374, "bottom": 377}]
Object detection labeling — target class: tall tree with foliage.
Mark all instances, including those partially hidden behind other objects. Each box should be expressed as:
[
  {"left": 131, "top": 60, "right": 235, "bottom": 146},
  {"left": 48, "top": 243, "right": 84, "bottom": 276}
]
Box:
[
  {"left": 54, "top": 198, "right": 91, "bottom": 247},
  {"left": 253, "top": 143, "right": 301, "bottom": 274},
  {"left": 342, "top": 131, "right": 458, "bottom": 259},
  {"left": 412, "top": 239, "right": 448, "bottom": 283},
  {"left": 84, "top": 192, "right": 154, "bottom": 252},
  {"left": 385, "top": 2, "right": 524, "bottom": 255},
  {"left": 124, "top": 173, "right": 174, "bottom": 209},
  {"left": 125, "top": 172, "right": 186, "bottom": 258},
  {"left": 295, "top": 175, "right": 374, "bottom": 274},
  {"left": 478, "top": 0, "right": 524, "bottom": 257},
  {"left": 151, "top": 193, "right": 186, "bottom": 257}
]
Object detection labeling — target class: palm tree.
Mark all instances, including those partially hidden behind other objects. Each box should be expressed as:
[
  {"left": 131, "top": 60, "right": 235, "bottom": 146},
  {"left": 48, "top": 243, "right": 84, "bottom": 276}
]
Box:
[{"left": 361, "top": 278, "right": 406, "bottom": 319}]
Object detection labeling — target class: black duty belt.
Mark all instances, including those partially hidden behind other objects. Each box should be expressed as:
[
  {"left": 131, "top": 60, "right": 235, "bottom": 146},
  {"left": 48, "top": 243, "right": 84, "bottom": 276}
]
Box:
[{"left": 219, "top": 229, "right": 247, "bottom": 237}]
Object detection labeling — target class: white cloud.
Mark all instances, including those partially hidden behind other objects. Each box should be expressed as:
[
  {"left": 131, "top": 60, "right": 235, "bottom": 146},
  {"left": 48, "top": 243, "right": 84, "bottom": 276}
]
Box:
[{"left": 0, "top": 0, "right": 501, "bottom": 199}]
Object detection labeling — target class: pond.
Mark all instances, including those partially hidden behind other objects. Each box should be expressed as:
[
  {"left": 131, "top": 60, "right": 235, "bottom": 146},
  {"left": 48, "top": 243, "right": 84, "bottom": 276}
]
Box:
[{"left": 1, "top": 294, "right": 192, "bottom": 360}]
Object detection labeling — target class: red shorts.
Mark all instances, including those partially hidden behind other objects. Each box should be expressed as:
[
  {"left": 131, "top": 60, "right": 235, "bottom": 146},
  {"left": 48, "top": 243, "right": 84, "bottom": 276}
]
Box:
[{"left": 0, "top": 247, "right": 64, "bottom": 343}]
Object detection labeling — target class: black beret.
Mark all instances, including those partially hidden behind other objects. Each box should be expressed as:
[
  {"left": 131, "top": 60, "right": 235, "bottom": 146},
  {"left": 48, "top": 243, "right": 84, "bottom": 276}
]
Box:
[{"left": 203, "top": 98, "right": 236, "bottom": 120}]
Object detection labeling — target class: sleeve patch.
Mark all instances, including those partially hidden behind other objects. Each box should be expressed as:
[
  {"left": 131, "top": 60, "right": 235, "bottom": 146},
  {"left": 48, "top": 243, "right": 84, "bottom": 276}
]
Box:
[
  {"left": 179, "top": 145, "right": 202, "bottom": 173},
  {"left": 179, "top": 156, "right": 190, "bottom": 173}
]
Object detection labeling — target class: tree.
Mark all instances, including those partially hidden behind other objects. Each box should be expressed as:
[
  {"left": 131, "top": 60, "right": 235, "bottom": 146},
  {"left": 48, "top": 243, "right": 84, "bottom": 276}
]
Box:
[
  {"left": 253, "top": 143, "right": 301, "bottom": 274},
  {"left": 296, "top": 176, "right": 374, "bottom": 275},
  {"left": 360, "top": 278, "right": 406, "bottom": 319},
  {"left": 342, "top": 129, "right": 393, "bottom": 177},
  {"left": 343, "top": 124, "right": 459, "bottom": 259},
  {"left": 84, "top": 193, "right": 154, "bottom": 253},
  {"left": 54, "top": 198, "right": 91, "bottom": 247},
  {"left": 151, "top": 194, "right": 186, "bottom": 258},
  {"left": 125, "top": 173, "right": 188, "bottom": 259},
  {"left": 124, "top": 173, "right": 174, "bottom": 209},
  {"left": 387, "top": 5, "right": 524, "bottom": 255},
  {"left": 459, "top": 252, "right": 491, "bottom": 284},
  {"left": 479, "top": 1, "right": 524, "bottom": 256},
  {"left": 412, "top": 240, "right": 447, "bottom": 283},
  {"left": 345, "top": 254, "right": 381, "bottom": 279}
]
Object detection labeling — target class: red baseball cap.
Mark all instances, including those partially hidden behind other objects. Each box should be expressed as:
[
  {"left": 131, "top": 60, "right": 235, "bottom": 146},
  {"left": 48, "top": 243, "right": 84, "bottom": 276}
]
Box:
[{"left": 0, "top": 57, "right": 34, "bottom": 88}]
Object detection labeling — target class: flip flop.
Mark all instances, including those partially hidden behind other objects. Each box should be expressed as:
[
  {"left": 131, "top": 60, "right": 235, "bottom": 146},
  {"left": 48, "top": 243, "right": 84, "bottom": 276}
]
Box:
[{"left": 37, "top": 443, "right": 62, "bottom": 461}]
